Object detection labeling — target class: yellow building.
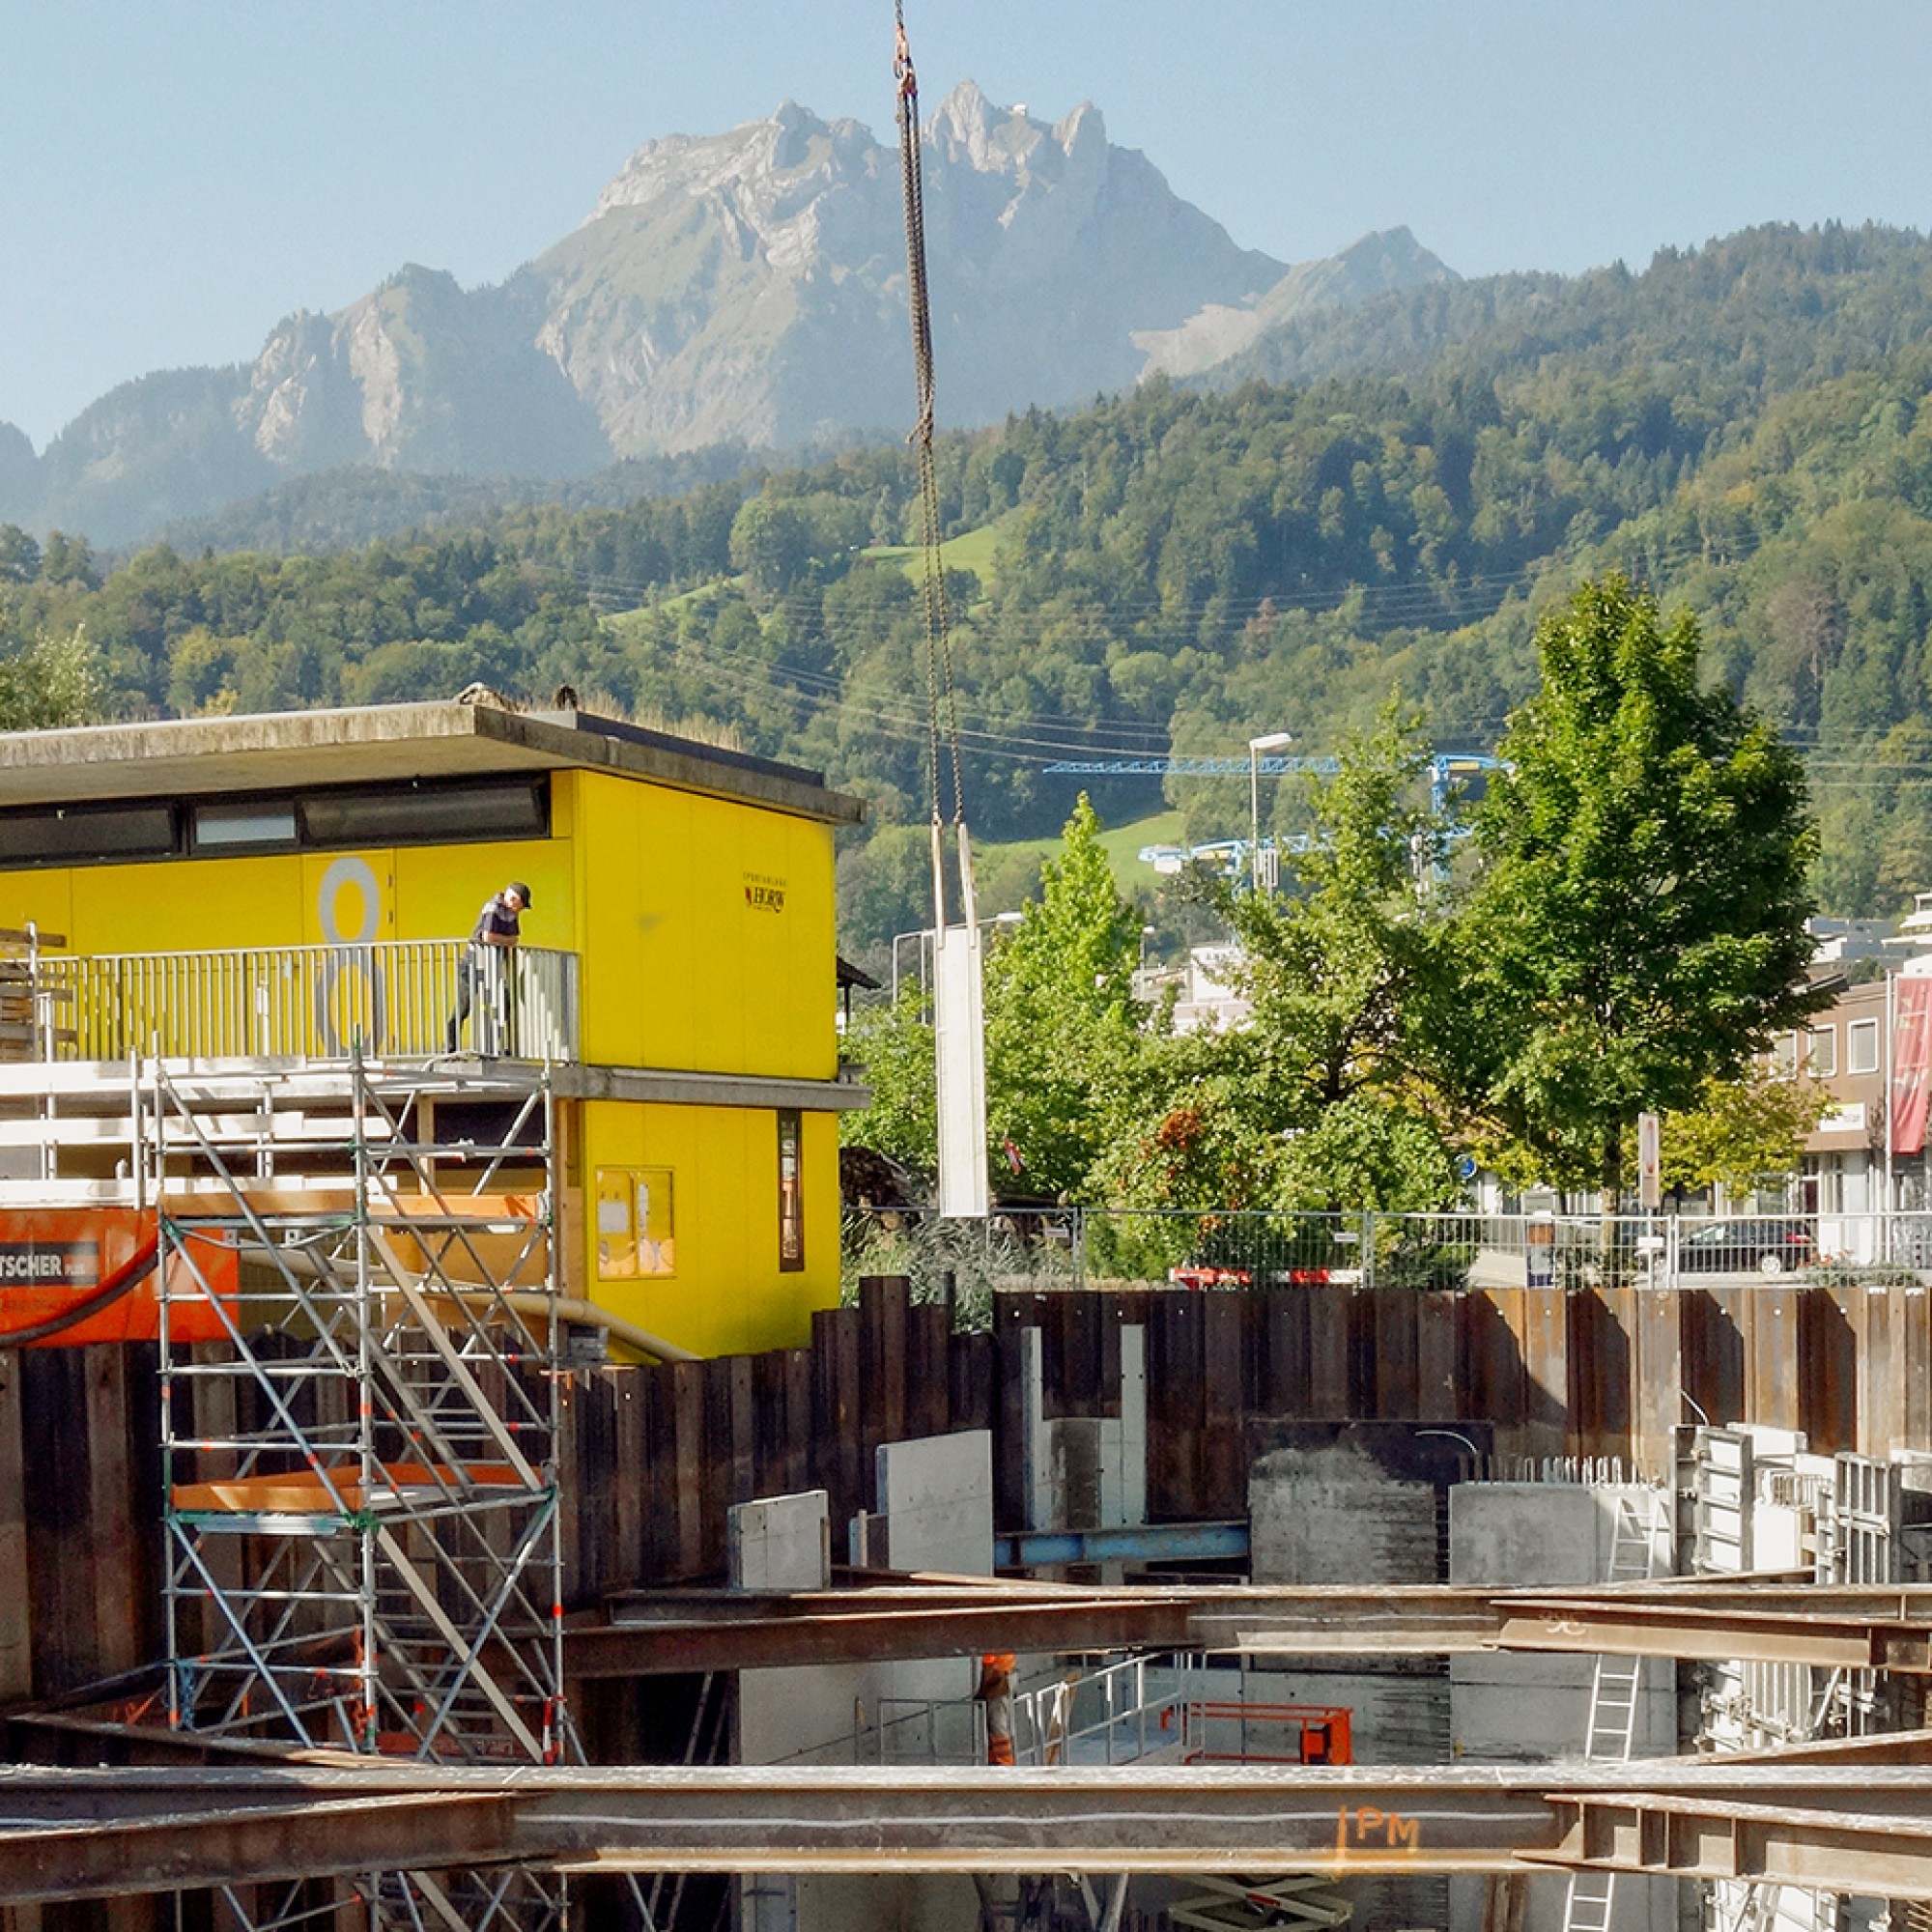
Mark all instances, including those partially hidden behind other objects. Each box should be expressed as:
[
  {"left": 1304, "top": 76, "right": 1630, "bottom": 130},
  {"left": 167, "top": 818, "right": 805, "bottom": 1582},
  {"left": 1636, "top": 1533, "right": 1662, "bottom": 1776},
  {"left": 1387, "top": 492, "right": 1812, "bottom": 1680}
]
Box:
[{"left": 0, "top": 699, "right": 866, "bottom": 1356}]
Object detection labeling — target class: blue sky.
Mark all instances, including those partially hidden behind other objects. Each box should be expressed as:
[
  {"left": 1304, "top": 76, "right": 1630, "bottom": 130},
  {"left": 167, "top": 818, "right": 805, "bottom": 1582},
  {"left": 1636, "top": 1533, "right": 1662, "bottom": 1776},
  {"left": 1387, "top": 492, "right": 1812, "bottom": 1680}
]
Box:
[{"left": 4, "top": 0, "right": 1930, "bottom": 448}]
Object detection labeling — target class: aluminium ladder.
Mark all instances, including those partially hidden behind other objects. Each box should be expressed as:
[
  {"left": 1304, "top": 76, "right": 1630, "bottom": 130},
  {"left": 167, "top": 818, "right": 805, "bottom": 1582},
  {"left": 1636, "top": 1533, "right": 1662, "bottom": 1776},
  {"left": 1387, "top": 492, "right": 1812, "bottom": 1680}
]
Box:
[{"left": 1562, "top": 1490, "right": 1664, "bottom": 1932}]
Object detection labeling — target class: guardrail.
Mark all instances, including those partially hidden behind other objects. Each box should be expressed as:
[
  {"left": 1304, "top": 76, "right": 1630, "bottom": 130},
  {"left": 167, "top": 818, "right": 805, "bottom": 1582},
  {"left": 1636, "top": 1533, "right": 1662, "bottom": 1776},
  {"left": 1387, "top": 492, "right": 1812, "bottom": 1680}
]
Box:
[
  {"left": 842, "top": 1206, "right": 1932, "bottom": 1302},
  {"left": 32, "top": 941, "right": 579, "bottom": 1065}
]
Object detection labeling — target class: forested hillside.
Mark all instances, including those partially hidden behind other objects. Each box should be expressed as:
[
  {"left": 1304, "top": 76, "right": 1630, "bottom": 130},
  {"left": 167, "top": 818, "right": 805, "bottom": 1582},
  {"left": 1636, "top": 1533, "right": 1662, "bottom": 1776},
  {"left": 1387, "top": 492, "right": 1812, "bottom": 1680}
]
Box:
[{"left": 7, "top": 222, "right": 1932, "bottom": 962}]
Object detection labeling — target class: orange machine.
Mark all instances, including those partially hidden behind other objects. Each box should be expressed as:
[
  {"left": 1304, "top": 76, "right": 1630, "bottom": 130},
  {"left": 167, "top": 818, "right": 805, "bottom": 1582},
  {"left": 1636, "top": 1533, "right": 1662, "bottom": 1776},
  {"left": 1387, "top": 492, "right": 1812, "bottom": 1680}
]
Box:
[{"left": 0, "top": 1208, "right": 238, "bottom": 1347}]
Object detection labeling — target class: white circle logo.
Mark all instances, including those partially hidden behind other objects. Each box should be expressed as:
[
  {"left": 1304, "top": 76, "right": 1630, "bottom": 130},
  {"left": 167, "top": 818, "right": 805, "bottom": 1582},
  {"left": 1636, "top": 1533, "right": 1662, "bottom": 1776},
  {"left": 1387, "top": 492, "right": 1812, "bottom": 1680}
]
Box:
[
  {"left": 317, "top": 855, "right": 382, "bottom": 945},
  {"left": 315, "top": 856, "right": 384, "bottom": 1053}
]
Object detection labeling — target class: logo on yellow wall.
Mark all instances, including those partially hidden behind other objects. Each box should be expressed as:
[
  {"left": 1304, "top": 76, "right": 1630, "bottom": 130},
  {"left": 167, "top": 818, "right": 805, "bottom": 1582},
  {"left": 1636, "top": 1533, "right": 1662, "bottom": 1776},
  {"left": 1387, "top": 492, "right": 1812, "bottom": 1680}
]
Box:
[{"left": 743, "top": 870, "right": 787, "bottom": 914}]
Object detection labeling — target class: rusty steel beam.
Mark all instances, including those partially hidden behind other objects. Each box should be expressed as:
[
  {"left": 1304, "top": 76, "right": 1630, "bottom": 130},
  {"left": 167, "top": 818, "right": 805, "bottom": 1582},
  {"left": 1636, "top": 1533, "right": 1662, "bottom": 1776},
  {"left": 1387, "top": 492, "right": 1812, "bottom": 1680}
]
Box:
[
  {"left": 576, "top": 1581, "right": 1932, "bottom": 1677},
  {"left": 16, "top": 1763, "right": 1932, "bottom": 1901}
]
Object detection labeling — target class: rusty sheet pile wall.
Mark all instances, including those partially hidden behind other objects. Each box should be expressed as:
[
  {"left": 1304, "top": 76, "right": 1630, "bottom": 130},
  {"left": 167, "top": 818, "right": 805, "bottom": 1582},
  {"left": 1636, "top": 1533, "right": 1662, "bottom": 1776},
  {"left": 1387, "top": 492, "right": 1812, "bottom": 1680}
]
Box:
[{"left": 3, "top": 1277, "right": 1928, "bottom": 1708}]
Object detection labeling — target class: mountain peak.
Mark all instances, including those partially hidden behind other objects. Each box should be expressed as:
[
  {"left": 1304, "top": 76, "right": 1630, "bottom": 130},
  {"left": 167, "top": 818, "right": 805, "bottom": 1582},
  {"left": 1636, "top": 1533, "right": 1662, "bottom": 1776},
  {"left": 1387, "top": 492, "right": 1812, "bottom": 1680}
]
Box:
[
  {"left": 3, "top": 93, "right": 1317, "bottom": 539},
  {"left": 1132, "top": 227, "right": 1459, "bottom": 381}
]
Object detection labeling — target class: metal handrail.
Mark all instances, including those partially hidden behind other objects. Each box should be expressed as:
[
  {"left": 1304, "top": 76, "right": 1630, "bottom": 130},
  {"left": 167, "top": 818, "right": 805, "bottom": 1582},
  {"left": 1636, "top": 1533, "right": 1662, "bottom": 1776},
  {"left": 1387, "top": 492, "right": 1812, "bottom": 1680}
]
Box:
[{"left": 34, "top": 940, "right": 579, "bottom": 1065}]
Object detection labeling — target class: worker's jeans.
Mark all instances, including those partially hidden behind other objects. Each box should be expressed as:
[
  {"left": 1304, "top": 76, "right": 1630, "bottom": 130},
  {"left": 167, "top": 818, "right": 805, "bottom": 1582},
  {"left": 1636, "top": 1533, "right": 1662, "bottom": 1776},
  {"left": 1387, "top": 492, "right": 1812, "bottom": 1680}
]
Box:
[{"left": 446, "top": 947, "right": 513, "bottom": 1054}]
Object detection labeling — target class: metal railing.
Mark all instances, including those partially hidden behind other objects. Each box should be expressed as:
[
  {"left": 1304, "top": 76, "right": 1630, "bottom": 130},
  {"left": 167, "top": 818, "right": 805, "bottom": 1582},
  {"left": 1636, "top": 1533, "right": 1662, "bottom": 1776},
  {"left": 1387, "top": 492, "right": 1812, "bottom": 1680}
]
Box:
[
  {"left": 842, "top": 1205, "right": 1932, "bottom": 1303},
  {"left": 856, "top": 1656, "right": 1197, "bottom": 1767},
  {"left": 34, "top": 940, "right": 579, "bottom": 1065}
]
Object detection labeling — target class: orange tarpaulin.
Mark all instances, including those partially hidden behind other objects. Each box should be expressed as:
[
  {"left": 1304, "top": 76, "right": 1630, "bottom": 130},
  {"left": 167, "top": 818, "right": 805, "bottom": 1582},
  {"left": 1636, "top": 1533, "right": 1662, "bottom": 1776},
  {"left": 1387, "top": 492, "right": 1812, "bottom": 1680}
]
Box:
[{"left": 0, "top": 1208, "right": 238, "bottom": 1348}]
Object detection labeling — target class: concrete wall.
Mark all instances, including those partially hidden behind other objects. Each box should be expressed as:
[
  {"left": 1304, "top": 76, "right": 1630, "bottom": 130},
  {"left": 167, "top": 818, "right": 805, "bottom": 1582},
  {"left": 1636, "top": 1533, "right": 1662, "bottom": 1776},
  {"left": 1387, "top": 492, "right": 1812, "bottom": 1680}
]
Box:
[
  {"left": 1250, "top": 1437, "right": 1438, "bottom": 1584},
  {"left": 1449, "top": 1484, "right": 1676, "bottom": 1932}
]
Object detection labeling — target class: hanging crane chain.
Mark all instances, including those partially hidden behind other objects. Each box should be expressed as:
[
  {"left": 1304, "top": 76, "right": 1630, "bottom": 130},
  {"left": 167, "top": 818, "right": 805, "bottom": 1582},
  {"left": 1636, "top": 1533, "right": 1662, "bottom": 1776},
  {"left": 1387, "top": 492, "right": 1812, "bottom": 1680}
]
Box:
[{"left": 895, "top": 3, "right": 966, "bottom": 832}]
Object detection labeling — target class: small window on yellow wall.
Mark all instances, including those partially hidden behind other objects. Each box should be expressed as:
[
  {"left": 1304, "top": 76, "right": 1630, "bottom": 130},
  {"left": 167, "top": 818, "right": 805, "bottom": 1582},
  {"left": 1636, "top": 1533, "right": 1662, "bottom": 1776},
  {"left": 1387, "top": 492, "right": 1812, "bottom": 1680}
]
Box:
[
  {"left": 778, "top": 1109, "right": 804, "bottom": 1271},
  {"left": 596, "top": 1167, "right": 675, "bottom": 1279}
]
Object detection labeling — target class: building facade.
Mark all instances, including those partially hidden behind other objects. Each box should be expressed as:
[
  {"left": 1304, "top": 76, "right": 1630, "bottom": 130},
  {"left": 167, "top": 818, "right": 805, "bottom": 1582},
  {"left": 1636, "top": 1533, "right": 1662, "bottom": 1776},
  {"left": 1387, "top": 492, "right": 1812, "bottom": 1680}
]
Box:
[{"left": 0, "top": 700, "right": 865, "bottom": 1357}]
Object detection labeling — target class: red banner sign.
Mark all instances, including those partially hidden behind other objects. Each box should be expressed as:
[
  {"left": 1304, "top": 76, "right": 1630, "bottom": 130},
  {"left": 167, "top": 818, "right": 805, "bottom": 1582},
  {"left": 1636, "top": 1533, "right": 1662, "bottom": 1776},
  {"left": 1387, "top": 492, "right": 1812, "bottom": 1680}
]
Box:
[{"left": 1892, "top": 978, "right": 1932, "bottom": 1155}]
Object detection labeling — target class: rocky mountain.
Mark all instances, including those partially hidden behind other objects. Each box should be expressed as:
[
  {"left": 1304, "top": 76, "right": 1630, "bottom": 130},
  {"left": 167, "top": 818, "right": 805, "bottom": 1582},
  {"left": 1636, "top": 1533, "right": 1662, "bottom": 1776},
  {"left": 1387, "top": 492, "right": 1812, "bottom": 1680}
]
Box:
[
  {"left": 0, "top": 83, "right": 1452, "bottom": 546},
  {"left": 1132, "top": 227, "right": 1458, "bottom": 380}
]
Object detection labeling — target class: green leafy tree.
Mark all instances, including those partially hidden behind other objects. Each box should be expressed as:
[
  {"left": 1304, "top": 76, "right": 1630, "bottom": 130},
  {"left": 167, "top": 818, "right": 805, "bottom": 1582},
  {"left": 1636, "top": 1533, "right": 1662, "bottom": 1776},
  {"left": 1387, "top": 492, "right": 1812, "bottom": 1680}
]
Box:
[
  {"left": 843, "top": 796, "right": 1148, "bottom": 1200},
  {"left": 728, "top": 498, "right": 810, "bottom": 605},
  {"left": 1457, "top": 575, "right": 1822, "bottom": 1197},
  {"left": 1098, "top": 707, "right": 1463, "bottom": 1215},
  {"left": 841, "top": 986, "right": 938, "bottom": 1175},
  {"left": 983, "top": 794, "right": 1147, "bottom": 1198},
  {"left": 1632, "top": 1069, "right": 1831, "bottom": 1198},
  {"left": 0, "top": 624, "right": 104, "bottom": 728}
]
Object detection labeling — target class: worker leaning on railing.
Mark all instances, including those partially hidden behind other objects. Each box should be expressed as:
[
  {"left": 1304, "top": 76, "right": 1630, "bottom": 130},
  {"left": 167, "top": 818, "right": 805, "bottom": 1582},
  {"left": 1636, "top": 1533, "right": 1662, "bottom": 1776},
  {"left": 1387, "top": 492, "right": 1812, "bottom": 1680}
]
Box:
[{"left": 445, "top": 881, "right": 531, "bottom": 1054}]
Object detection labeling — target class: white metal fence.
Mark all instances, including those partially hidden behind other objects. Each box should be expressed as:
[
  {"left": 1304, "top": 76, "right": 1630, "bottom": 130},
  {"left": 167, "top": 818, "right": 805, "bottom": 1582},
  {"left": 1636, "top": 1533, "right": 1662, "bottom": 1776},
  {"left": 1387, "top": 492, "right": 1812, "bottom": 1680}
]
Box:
[
  {"left": 856, "top": 1656, "right": 1193, "bottom": 1767},
  {"left": 842, "top": 1206, "right": 1932, "bottom": 1300},
  {"left": 33, "top": 940, "right": 579, "bottom": 1064}
]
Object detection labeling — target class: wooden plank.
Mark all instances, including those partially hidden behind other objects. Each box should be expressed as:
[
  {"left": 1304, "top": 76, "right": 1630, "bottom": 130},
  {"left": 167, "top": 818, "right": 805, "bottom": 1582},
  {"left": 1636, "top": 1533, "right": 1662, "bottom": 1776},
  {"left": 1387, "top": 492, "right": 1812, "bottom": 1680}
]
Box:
[
  {"left": 1862, "top": 1283, "right": 1909, "bottom": 1461},
  {"left": 1370, "top": 1287, "right": 1419, "bottom": 1419},
  {"left": 1520, "top": 1290, "right": 1568, "bottom": 1461},
  {"left": 1415, "top": 1289, "right": 1460, "bottom": 1424},
  {"left": 991, "top": 1294, "right": 1035, "bottom": 1531},
  {"left": 1632, "top": 1287, "right": 1684, "bottom": 1481},
  {"left": 1567, "top": 1288, "right": 1630, "bottom": 1464},
  {"left": 1462, "top": 1290, "right": 1523, "bottom": 1455},
  {"left": 858, "top": 1275, "right": 908, "bottom": 1469},
  {"left": 1801, "top": 1286, "right": 1859, "bottom": 1457},
  {"left": 1141, "top": 1293, "right": 1200, "bottom": 1519},
  {"left": 0, "top": 1350, "right": 29, "bottom": 1701},
  {"left": 781, "top": 1347, "right": 813, "bottom": 1496},
  {"left": 20, "top": 1349, "right": 90, "bottom": 1695},
  {"left": 639, "top": 1363, "right": 678, "bottom": 1581},
  {"left": 561, "top": 1370, "right": 612, "bottom": 1605},
  {"left": 752, "top": 1350, "right": 786, "bottom": 1498},
  {"left": 1304, "top": 1281, "right": 1351, "bottom": 1418},
  {"left": 1252, "top": 1288, "right": 1306, "bottom": 1416},
  {"left": 610, "top": 1366, "right": 646, "bottom": 1591},
  {"left": 1200, "top": 1292, "right": 1245, "bottom": 1516},
  {"left": 949, "top": 1329, "right": 994, "bottom": 1437},
  {"left": 668, "top": 1359, "right": 706, "bottom": 1579},
  {"left": 905, "top": 1304, "right": 951, "bottom": 1441},
  {"left": 811, "top": 1305, "right": 864, "bottom": 1526},
  {"left": 1903, "top": 1281, "right": 1932, "bottom": 1454}
]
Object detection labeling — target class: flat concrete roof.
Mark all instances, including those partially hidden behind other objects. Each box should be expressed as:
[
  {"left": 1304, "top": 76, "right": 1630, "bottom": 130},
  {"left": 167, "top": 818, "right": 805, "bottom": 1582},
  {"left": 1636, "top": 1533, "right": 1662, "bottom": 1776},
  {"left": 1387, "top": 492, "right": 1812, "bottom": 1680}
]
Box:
[{"left": 0, "top": 702, "right": 864, "bottom": 826}]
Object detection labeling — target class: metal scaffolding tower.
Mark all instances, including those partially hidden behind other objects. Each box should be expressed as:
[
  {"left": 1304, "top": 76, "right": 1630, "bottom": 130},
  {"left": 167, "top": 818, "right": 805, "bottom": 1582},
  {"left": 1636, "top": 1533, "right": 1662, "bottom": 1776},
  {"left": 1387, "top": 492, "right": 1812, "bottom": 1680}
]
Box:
[{"left": 153, "top": 1049, "right": 574, "bottom": 1929}]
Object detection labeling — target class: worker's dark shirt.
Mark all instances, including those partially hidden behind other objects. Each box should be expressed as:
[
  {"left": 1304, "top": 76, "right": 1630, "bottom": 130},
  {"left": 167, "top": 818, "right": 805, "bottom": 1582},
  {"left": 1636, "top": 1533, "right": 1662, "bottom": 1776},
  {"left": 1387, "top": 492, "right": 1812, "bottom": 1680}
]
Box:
[{"left": 470, "top": 894, "right": 521, "bottom": 947}]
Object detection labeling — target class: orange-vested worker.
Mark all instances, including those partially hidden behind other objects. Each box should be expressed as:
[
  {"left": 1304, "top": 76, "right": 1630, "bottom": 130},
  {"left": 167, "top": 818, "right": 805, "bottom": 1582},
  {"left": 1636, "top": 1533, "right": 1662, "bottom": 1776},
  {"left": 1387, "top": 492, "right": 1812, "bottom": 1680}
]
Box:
[{"left": 976, "top": 1651, "right": 1017, "bottom": 1766}]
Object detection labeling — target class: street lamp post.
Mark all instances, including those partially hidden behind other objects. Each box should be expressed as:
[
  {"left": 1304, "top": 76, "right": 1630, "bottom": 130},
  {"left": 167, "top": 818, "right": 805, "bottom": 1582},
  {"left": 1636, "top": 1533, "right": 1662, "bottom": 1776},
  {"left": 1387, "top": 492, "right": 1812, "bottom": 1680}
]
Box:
[{"left": 1248, "top": 730, "right": 1294, "bottom": 890}]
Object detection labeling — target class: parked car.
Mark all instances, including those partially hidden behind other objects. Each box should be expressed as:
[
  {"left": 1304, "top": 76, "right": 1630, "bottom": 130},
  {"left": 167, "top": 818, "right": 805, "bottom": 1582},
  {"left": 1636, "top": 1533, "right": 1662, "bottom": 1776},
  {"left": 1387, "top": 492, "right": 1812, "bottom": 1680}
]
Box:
[{"left": 1676, "top": 1219, "right": 1816, "bottom": 1276}]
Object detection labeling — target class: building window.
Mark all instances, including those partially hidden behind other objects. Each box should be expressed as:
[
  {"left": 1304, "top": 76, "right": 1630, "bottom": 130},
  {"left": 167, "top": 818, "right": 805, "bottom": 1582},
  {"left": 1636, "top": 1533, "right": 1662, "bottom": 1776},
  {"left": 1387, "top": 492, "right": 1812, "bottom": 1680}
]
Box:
[
  {"left": 595, "top": 1166, "right": 675, "bottom": 1279},
  {"left": 1770, "top": 1033, "right": 1799, "bottom": 1080},
  {"left": 1850, "top": 1018, "right": 1881, "bottom": 1075},
  {"left": 778, "top": 1109, "right": 804, "bottom": 1271},
  {"left": 193, "top": 802, "right": 298, "bottom": 850},
  {"left": 0, "top": 802, "right": 177, "bottom": 865},
  {"left": 1808, "top": 1026, "right": 1837, "bottom": 1078}
]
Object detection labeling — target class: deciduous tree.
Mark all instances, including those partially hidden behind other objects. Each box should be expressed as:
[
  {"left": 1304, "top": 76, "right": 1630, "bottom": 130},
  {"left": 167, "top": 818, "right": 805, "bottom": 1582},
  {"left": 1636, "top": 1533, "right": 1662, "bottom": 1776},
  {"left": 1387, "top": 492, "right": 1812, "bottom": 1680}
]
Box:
[{"left": 1457, "top": 575, "right": 1822, "bottom": 1198}]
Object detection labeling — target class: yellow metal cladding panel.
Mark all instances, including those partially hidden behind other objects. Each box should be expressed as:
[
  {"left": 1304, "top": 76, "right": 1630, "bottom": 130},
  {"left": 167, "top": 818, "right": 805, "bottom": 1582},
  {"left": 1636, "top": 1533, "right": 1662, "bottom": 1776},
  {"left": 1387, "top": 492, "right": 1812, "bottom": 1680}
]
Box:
[
  {"left": 389, "top": 843, "right": 575, "bottom": 951},
  {"left": 579, "top": 1096, "right": 839, "bottom": 1359},
  {"left": 8, "top": 839, "right": 569, "bottom": 955},
  {"left": 573, "top": 771, "right": 837, "bottom": 1080},
  {"left": 71, "top": 855, "right": 306, "bottom": 952},
  {"left": 4, "top": 872, "right": 73, "bottom": 948}
]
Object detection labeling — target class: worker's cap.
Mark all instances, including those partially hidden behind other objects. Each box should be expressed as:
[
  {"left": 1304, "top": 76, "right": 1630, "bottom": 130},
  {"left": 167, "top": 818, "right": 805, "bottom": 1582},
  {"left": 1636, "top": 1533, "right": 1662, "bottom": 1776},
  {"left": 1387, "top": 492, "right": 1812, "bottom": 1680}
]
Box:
[{"left": 508, "top": 881, "right": 533, "bottom": 906}]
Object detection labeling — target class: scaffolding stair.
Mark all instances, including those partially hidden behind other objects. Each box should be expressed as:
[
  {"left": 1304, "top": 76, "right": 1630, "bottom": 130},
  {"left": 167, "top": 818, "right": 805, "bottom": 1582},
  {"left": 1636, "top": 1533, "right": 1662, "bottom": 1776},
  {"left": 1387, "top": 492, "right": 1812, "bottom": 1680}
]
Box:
[{"left": 153, "top": 1052, "right": 570, "bottom": 1928}]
